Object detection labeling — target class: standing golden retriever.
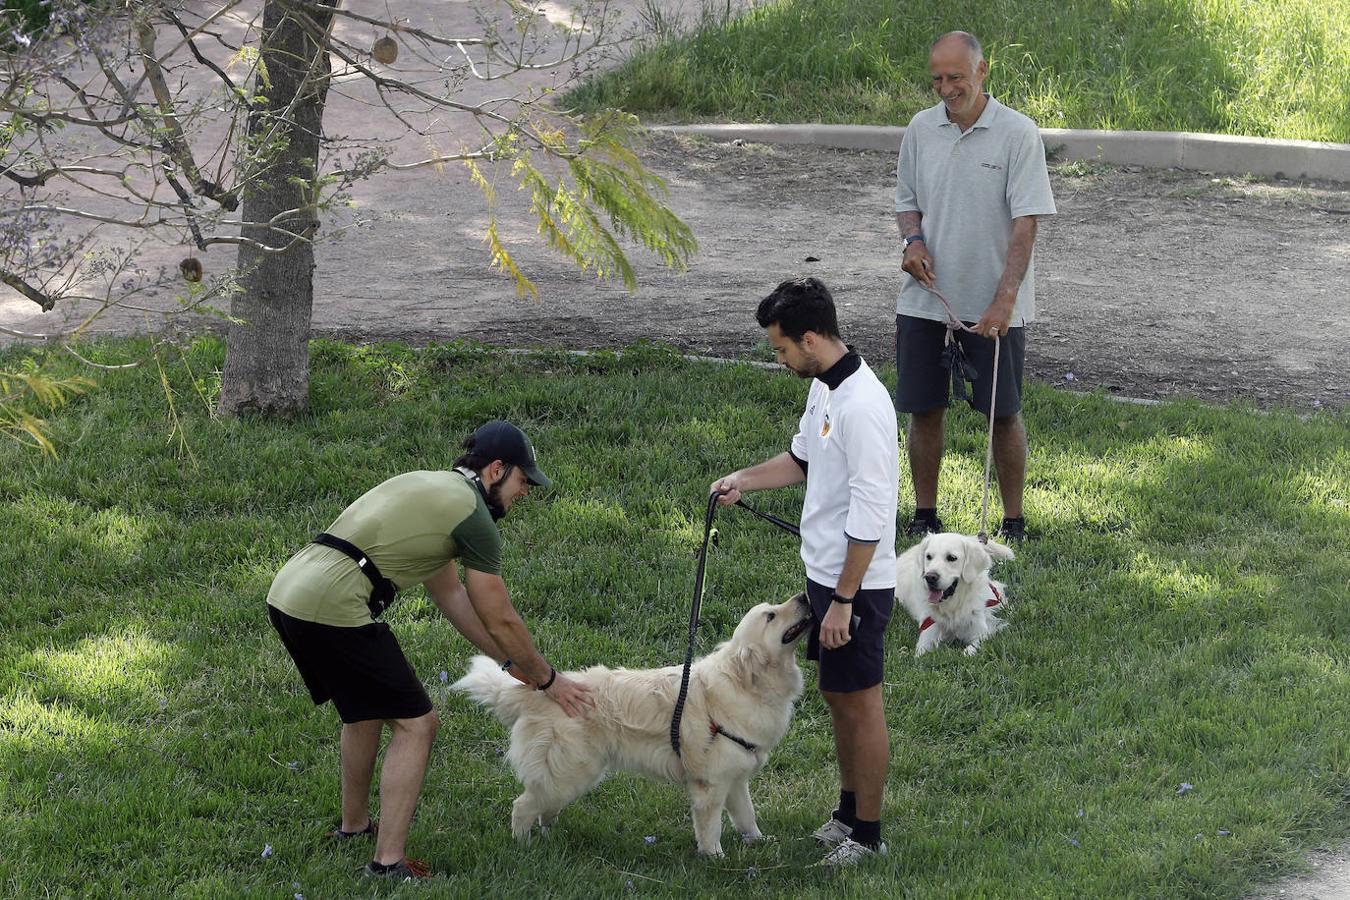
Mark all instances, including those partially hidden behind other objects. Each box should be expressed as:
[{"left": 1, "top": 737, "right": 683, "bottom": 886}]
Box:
[{"left": 453, "top": 593, "right": 812, "bottom": 856}]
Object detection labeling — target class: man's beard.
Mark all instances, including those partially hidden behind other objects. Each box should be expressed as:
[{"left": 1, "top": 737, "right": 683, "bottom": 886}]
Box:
[{"left": 484, "top": 478, "right": 508, "bottom": 521}]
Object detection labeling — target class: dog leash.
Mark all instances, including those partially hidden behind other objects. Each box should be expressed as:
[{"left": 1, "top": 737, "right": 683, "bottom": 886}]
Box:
[
  {"left": 670, "top": 492, "right": 802, "bottom": 757},
  {"left": 670, "top": 490, "right": 724, "bottom": 757},
  {"left": 919, "top": 281, "right": 1001, "bottom": 545}
]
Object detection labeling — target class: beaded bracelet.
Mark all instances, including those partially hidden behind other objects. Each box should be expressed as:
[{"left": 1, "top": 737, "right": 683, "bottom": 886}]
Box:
[{"left": 536, "top": 667, "right": 557, "bottom": 691}]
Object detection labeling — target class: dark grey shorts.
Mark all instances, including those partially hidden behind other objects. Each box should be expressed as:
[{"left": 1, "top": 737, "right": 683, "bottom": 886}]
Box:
[
  {"left": 895, "top": 314, "right": 1025, "bottom": 417},
  {"left": 805, "top": 579, "right": 894, "bottom": 693},
  {"left": 268, "top": 604, "right": 432, "bottom": 724}
]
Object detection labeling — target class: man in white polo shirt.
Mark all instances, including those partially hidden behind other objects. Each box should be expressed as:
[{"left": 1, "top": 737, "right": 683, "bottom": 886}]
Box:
[
  {"left": 711, "top": 277, "right": 898, "bottom": 867},
  {"left": 895, "top": 30, "right": 1056, "bottom": 541}
]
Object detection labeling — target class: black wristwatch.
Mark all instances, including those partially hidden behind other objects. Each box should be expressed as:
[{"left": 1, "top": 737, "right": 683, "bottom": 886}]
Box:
[
  {"left": 904, "top": 234, "right": 926, "bottom": 249},
  {"left": 829, "top": 590, "right": 855, "bottom": 605}
]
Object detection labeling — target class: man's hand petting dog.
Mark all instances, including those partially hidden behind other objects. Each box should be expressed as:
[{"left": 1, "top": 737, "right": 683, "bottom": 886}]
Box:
[{"left": 542, "top": 672, "right": 593, "bottom": 718}]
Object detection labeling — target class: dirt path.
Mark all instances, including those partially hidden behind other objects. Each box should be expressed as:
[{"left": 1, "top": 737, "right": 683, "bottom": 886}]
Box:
[{"left": 300, "top": 133, "right": 1348, "bottom": 411}]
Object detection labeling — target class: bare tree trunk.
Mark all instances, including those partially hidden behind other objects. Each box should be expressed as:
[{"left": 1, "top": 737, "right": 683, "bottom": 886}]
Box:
[{"left": 218, "top": 0, "right": 335, "bottom": 417}]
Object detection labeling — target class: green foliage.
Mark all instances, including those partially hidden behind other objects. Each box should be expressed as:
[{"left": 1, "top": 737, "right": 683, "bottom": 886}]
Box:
[
  {"left": 467, "top": 112, "right": 699, "bottom": 297},
  {"left": 570, "top": 0, "right": 1350, "bottom": 142},
  {"left": 2, "top": 336, "right": 1349, "bottom": 897},
  {"left": 0, "top": 354, "right": 96, "bottom": 454}
]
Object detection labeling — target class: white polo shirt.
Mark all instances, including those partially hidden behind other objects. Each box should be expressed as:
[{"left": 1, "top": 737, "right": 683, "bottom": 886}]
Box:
[{"left": 789, "top": 353, "right": 898, "bottom": 590}]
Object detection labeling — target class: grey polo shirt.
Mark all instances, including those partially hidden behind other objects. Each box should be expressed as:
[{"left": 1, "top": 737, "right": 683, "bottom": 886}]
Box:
[{"left": 895, "top": 96, "right": 1057, "bottom": 325}]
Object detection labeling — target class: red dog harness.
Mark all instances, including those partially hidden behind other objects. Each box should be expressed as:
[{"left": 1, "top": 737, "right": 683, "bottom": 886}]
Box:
[{"left": 919, "top": 584, "right": 1004, "bottom": 632}]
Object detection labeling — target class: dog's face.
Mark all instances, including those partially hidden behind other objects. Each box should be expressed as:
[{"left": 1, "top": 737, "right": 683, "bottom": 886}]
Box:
[
  {"left": 919, "top": 533, "right": 1014, "bottom": 605},
  {"left": 723, "top": 593, "right": 811, "bottom": 693},
  {"left": 729, "top": 592, "right": 813, "bottom": 653}
]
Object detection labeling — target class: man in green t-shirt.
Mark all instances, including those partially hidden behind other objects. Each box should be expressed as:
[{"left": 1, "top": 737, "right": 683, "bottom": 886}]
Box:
[{"left": 267, "top": 420, "right": 592, "bottom": 880}]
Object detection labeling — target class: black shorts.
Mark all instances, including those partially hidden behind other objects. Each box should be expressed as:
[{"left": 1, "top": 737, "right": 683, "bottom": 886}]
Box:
[
  {"left": 268, "top": 605, "right": 432, "bottom": 724},
  {"left": 804, "top": 579, "right": 894, "bottom": 693},
  {"left": 895, "top": 314, "right": 1025, "bottom": 417}
]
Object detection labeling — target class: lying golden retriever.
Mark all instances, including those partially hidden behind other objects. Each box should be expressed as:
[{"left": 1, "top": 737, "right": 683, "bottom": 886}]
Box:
[
  {"left": 897, "top": 532, "right": 1014, "bottom": 656},
  {"left": 453, "top": 593, "right": 812, "bottom": 856}
]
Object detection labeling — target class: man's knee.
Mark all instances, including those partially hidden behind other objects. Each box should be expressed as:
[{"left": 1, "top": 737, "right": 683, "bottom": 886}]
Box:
[
  {"left": 908, "top": 407, "right": 945, "bottom": 436},
  {"left": 391, "top": 709, "right": 439, "bottom": 741},
  {"left": 993, "top": 412, "right": 1026, "bottom": 440},
  {"left": 821, "top": 686, "right": 883, "bottom": 720}
]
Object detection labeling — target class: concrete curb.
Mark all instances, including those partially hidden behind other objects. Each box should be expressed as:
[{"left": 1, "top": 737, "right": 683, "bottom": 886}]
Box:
[{"left": 652, "top": 123, "right": 1350, "bottom": 183}]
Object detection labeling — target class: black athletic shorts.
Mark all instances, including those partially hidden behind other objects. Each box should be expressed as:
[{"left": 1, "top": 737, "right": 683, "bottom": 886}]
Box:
[
  {"left": 895, "top": 314, "right": 1025, "bottom": 417},
  {"left": 267, "top": 605, "right": 433, "bottom": 724},
  {"left": 805, "top": 578, "right": 894, "bottom": 693}
]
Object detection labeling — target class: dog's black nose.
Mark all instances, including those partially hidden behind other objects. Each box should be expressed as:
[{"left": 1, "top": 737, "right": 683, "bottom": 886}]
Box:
[{"left": 924, "top": 573, "right": 939, "bottom": 588}]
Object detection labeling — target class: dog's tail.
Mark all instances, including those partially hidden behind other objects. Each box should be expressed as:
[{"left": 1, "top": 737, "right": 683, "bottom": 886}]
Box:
[{"left": 451, "top": 655, "right": 538, "bottom": 726}]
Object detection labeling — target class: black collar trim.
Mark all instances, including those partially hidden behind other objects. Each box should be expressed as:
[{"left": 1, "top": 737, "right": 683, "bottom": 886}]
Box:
[{"left": 817, "top": 349, "right": 861, "bottom": 390}]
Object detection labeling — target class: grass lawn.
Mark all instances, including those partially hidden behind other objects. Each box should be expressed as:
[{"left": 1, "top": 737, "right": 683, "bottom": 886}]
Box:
[
  {"left": 2, "top": 337, "right": 1348, "bottom": 898},
  {"left": 570, "top": 0, "right": 1350, "bottom": 143}
]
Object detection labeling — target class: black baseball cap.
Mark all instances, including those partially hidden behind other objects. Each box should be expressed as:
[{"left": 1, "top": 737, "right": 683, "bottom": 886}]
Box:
[{"left": 471, "top": 420, "right": 551, "bottom": 487}]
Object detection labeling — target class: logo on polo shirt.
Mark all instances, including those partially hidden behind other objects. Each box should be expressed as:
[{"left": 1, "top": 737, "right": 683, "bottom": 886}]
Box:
[
  {"left": 980, "top": 161, "right": 1004, "bottom": 171},
  {"left": 820, "top": 412, "right": 831, "bottom": 439}
]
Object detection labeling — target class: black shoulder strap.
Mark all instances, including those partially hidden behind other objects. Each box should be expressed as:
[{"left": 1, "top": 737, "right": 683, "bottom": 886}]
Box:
[{"left": 312, "top": 532, "right": 397, "bottom": 619}]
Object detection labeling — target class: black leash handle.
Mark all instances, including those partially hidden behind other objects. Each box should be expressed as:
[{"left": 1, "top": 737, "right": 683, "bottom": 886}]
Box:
[{"left": 670, "top": 490, "right": 725, "bottom": 757}]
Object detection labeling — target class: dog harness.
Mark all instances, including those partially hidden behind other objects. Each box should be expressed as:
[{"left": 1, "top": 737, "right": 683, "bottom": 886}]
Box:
[
  {"left": 709, "top": 720, "right": 758, "bottom": 753},
  {"left": 919, "top": 584, "right": 1004, "bottom": 633}
]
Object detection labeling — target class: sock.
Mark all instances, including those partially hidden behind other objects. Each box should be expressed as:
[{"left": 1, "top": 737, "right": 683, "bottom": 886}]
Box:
[
  {"left": 368, "top": 860, "right": 400, "bottom": 873},
  {"left": 851, "top": 818, "right": 881, "bottom": 848},
  {"left": 913, "top": 507, "right": 939, "bottom": 524},
  {"left": 1001, "top": 516, "right": 1024, "bottom": 528},
  {"left": 832, "top": 790, "right": 857, "bottom": 828}
]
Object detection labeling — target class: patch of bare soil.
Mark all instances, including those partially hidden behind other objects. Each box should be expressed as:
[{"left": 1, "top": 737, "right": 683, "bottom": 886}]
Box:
[{"left": 334, "top": 132, "right": 1345, "bottom": 411}]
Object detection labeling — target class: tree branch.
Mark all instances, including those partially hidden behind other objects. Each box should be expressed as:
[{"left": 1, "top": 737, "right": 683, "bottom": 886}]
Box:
[
  {"left": 1, "top": 270, "right": 57, "bottom": 311},
  {"left": 133, "top": 19, "right": 239, "bottom": 211}
]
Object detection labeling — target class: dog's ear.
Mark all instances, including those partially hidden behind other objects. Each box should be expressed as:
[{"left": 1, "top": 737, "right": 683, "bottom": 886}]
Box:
[
  {"left": 962, "top": 537, "right": 993, "bottom": 583},
  {"left": 733, "top": 643, "right": 767, "bottom": 689}
]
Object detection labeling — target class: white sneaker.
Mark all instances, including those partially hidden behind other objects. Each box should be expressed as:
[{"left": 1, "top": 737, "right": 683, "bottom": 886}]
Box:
[
  {"left": 812, "top": 817, "right": 853, "bottom": 847},
  {"left": 819, "top": 837, "right": 887, "bottom": 867}
]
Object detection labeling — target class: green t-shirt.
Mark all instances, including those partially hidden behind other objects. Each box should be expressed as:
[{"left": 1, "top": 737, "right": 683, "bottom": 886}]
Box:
[{"left": 267, "top": 470, "right": 501, "bottom": 627}]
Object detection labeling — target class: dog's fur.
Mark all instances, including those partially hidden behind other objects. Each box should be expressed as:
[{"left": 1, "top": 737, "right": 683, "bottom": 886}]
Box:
[
  {"left": 452, "top": 594, "right": 812, "bottom": 856},
  {"left": 896, "top": 532, "right": 1014, "bottom": 656}
]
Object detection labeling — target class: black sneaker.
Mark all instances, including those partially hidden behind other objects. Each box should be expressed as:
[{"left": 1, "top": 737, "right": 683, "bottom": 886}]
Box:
[
  {"left": 905, "top": 515, "right": 944, "bottom": 537},
  {"left": 996, "top": 517, "right": 1028, "bottom": 542}
]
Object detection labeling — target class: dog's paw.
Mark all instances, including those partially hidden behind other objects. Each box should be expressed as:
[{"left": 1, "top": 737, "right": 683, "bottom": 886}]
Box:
[
  {"left": 697, "top": 846, "right": 725, "bottom": 858},
  {"left": 914, "top": 642, "right": 932, "bottom": 657},
  {"left": 741, "top": 831, "right": 774, "bottom": 844},
  {"left": 963, "top": 644, "right": 979, "bottom": 657}
]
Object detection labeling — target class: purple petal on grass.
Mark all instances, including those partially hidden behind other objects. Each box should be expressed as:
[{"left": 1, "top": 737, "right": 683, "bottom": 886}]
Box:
[
  {"left": 261, "top": 844, "right": 273, "bottom": 859},
  {"left": 159, "top": 698, "right": 168, "bottom": 710},
  {"left": 288, "top": 761, "right": 300, "bottom": 771},
  {"left": 1177, "top": 782, "right": 1194, "bottom": 796},
  {"left": 1065, "top": 372, "right": 1075, "bottom": 381},
  {"left": 1077, "top": 809, "right": 1085, "bottom": 818},
  {"left": 1218, "top": 829, "right": 1231, "bottom": 837},
  {"left": 439, "top": 670, "right": 448, "bottom": 683},
  {"left": 1068, "top": 838, "right": 1081, "bottom": 847},
  {"left": 746, "top": 866, "right": 758, "bottom": 878},
  {"left": 644, "top": 835, "right": 656, "bottom": 845}
]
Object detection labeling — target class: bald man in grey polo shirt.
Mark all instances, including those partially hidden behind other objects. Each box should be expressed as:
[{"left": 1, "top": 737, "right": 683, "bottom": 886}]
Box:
[{"left": 894, "top": 31, "right": 1056, "bottom": 541}]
